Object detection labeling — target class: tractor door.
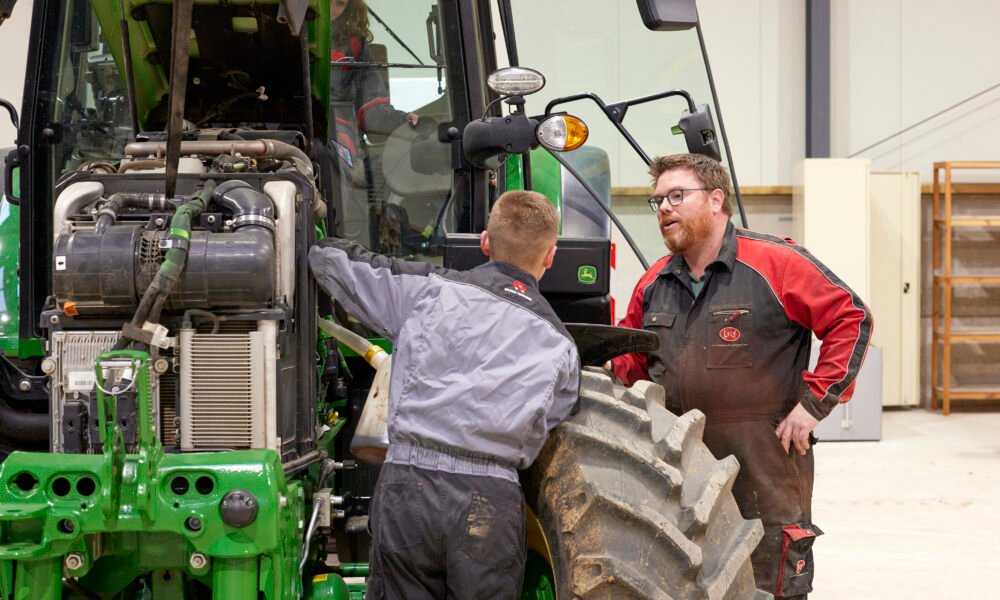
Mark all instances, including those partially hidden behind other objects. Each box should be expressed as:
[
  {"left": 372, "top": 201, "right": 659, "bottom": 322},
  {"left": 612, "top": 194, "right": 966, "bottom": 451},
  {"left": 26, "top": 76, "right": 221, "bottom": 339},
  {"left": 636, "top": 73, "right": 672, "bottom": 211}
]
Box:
[{"left": 325, "top": 0, "right": 496, "bottom": 264}]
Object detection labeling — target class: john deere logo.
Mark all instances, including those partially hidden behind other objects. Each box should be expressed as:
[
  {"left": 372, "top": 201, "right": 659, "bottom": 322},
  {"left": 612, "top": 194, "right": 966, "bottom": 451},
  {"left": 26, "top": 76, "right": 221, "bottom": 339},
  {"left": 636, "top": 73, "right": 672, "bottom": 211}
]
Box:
[{"left": 577, "top": 265, "right": 597, "bottom": 284}]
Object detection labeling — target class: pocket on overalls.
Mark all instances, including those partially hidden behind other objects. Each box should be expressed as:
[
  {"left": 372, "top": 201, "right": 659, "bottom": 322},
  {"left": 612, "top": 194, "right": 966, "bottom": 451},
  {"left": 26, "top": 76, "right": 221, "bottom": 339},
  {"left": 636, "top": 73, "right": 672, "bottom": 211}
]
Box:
[
  {"left": 458, "top": 491, "right": 524, "bottom": 572},
  {"left": 777, "top": 522, "right": 823, "bottom": 597},
  {"left": 707, "top": 306, "right": 753, "bottom": 368},
  {"left": 643, "top": 311, "right": 676, "bottom": 381}
]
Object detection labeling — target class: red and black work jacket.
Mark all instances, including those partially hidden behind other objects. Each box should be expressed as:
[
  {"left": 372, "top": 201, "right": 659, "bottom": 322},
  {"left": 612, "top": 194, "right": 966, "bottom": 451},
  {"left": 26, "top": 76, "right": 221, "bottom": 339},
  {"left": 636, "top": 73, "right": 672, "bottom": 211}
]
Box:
[{"left": 614, "top": 222, "right": 873, "bottom": 423}]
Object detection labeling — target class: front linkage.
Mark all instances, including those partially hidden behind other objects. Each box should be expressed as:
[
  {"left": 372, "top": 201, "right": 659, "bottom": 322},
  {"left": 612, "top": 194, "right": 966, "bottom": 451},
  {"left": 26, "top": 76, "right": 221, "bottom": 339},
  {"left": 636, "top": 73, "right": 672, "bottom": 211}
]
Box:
[{"left": 0, "top": 350, "right": 312, "bottom": 598}]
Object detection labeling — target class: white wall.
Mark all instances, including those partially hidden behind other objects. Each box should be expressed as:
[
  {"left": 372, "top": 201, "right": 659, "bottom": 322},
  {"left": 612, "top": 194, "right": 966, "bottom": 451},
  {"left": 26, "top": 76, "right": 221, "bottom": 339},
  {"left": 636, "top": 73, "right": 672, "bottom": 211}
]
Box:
[
  {"left": 510, "top": 0, "right": 805, "bottom": 188},
  {"left": 831, "top": 0, "right": 1000, "bottom": 182},
  {"left": 699, "top": 0, "right": 805, "bottom": 187},
  {"left": 0, "top": 6, "right": 31, "bottom": 149}
]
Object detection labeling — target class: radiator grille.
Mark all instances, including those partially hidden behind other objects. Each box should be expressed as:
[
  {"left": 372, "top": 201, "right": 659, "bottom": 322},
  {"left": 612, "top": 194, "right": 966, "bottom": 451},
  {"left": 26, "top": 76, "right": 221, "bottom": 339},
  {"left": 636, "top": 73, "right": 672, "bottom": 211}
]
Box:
[
  {"left": 159, "top": 372, "right": 178, "bottom": 449},
  {"left": 180, "top": 331, "right": 265, "bottom": 450}
]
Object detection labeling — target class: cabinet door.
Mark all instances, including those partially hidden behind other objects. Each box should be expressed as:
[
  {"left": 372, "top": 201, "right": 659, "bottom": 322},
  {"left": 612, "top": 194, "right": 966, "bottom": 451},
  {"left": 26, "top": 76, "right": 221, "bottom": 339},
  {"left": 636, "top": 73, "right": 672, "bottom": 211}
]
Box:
[{"left": 870, "top": 172, "right": 921, "bottom": 406}]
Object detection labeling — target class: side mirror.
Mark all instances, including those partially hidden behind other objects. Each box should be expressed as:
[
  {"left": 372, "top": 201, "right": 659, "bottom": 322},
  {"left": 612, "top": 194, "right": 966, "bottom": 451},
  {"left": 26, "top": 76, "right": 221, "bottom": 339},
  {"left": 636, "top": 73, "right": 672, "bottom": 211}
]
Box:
[
  {"left": 635, "top": 0, "right": 698, "bottom": 32},
  {"left": 675, "top": 104, "right": 721, "bottom": 161}
]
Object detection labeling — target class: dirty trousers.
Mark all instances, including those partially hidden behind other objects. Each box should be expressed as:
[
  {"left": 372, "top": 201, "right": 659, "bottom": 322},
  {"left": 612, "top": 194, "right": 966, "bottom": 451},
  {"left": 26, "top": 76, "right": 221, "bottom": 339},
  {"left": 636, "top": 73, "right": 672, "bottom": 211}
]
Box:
[
  {"left": 703, "top": 418, "right": 821, "bottom": 599},
  {"left": 366, "top": 462, "right": 526, "bottom": 600}
]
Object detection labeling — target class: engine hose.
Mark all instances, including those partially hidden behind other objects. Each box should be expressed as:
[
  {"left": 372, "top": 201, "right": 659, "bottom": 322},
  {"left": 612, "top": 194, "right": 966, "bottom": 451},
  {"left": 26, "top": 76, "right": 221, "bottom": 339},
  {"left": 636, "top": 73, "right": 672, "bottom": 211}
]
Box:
[
  {"left": 213, "top": 180, "right": 275, "bottom": 231},
  {"left": 129, "top": 180, "right": 217, "bottom": 331},
  {"left": 0, "top": 400, "right": 49, "bottom": 442},
  {"left": 95, "top": 192, "right": 169, "bottom": 235},
  {"left": 317, "top": 316, "right": 386, "bottom": 368}
]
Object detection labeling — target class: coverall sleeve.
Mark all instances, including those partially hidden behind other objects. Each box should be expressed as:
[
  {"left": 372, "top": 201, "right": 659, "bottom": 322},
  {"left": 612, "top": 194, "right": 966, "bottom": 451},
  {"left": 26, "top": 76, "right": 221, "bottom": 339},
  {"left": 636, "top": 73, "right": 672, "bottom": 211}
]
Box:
[
  {"left": 543, "top": 345, "right": 582, "bottom": 434},
  {"left": 355, "top": 42, "right": 408, "bottom": 135},
  {"left": 612, "top": 266, "right": 657, "bottom": 386},
  {"left": 308, "top": 237, "right": 434, "bottom": 340},
  {"left": 779, "top": 246, "right": 874, "bottom": 420}
]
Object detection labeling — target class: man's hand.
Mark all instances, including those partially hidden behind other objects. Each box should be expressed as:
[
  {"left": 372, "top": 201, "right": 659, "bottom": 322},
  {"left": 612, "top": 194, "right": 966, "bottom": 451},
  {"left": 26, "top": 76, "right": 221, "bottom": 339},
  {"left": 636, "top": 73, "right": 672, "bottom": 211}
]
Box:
[{"left": 775, "top": 403, "right": 819, "bottom": 456}]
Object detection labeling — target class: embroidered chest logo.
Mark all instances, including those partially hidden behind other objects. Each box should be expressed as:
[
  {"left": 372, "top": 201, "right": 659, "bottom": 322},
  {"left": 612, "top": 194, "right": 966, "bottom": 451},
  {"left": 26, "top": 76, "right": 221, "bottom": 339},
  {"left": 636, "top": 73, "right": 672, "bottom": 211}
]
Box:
[
  {"left": 795, "top": 560, "right": 806, "bottom": 575},
  {"left": 719, "top": 326, "right": 741, "bottom": 342}
]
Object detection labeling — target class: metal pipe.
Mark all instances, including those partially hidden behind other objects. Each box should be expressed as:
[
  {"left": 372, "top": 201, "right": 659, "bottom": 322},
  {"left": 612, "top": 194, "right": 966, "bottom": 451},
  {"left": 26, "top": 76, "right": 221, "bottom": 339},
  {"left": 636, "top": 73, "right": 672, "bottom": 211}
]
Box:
[
  {"left": 300, "top": 496, "right": 325, "bottom": 576},
  {"left": 117, "top": 159, "right": 165, "bottom": 173},
  {"left": 282, "top": 449, "right": 324, "bottom": 477},
  {"left": 124, "top": 140, "right": 313, "bottom": 177}
]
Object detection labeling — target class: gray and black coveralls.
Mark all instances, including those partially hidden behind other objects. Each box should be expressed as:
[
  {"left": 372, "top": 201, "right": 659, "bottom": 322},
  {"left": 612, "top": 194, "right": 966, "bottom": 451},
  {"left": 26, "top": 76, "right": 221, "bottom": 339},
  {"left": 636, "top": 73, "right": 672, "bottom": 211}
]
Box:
[
  {"left": 309, "top": 239, "right": 580, "bottom": 600},
  {"left": 614, "top": 223, "right": 873, "bottom": 599}
]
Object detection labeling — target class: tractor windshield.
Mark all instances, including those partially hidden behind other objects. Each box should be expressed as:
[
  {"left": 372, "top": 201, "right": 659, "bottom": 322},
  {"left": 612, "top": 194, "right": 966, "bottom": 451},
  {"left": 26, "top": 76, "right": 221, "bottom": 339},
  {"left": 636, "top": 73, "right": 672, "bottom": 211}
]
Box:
[{"left": 38, "top": 1, "right": 134, "bottom": 180}]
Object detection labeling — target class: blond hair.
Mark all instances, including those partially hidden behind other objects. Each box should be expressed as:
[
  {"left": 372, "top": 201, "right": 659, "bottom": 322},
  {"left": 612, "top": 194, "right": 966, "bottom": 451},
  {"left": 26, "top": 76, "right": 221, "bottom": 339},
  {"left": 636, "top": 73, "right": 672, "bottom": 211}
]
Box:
[
  {"left": 487, "top": 191, "right": 559, "bottom": 270},
  {"left": 648, "top": 153, "right": 733, "bottom": 216}
]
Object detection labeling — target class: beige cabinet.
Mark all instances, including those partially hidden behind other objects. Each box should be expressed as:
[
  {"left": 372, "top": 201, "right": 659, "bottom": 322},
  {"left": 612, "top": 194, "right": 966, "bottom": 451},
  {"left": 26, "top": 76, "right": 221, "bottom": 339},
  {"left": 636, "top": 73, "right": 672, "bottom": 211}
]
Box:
[{"left": 794, "top": 159, "right": 920, "bottom": 407}]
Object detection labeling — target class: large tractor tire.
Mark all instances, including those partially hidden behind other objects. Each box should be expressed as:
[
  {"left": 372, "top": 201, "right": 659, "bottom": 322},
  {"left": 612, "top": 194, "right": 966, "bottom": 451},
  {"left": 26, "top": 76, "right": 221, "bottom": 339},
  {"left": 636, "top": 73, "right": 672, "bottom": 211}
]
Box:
[{"left": 525, "top": 368, "right": 772, "bottom": 600}]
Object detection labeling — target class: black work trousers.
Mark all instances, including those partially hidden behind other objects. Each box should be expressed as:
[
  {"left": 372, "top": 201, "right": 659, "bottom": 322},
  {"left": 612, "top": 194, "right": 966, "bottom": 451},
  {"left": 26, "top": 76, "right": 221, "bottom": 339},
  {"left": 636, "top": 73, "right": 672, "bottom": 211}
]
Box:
[
  {"left": 366, "top": 462, "right": 526, "bottom": 600},
  {"left": 703, "top": 418, "right": 820, "bottom": 599}
]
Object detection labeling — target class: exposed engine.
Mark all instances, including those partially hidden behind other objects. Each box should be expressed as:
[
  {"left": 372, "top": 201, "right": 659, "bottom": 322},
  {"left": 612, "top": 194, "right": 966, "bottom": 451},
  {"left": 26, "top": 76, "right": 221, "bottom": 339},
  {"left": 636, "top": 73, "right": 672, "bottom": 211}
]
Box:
[{"left": 40, "top": 135, "right": 320, "bottom": 462}]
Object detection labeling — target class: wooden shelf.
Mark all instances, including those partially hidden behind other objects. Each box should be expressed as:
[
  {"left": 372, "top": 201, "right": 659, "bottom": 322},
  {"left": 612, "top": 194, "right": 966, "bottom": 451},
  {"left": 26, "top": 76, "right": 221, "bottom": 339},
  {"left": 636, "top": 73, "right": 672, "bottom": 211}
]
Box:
[
  {"left": 933, "top": 274, "right": 1000, "bottom": 284},
  {"left": 933, "top": 216, "right": 1000, "bottom": 227},
  {"left": 933, "top": 329, "right": 1000, "bottom": 342},
  {"left": 930, "top": 161, "right": 1000, "bottom": 415},
  {"left": 933, "top": 386, "right": 1000, "bottom": 401},
  {"left": 933, "top": 161, "right": 1000, "bottom": 170}
]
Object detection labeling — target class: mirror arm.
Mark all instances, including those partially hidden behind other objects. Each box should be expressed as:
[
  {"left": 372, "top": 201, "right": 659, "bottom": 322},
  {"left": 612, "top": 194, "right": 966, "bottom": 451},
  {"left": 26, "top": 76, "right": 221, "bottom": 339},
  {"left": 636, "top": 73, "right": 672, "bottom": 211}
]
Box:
[
  {"left": 0, "top": 98, "right": 18, "bottom": 132},
  {"left": 544, "top": 92, "right": 652, "bottom": 166}
]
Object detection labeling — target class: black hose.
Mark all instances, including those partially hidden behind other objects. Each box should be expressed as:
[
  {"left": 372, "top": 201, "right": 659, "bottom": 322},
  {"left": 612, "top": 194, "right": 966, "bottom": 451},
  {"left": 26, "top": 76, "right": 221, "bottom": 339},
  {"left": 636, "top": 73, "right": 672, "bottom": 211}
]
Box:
[
  {"left": 95, "top": 192, "right": 169, "bottom": 235},
  {"left": 0, "top": 400, "right": 48, "bottom": 442},
  {"left": 213, "top": 181, "right": 275, "bottom": 231}
]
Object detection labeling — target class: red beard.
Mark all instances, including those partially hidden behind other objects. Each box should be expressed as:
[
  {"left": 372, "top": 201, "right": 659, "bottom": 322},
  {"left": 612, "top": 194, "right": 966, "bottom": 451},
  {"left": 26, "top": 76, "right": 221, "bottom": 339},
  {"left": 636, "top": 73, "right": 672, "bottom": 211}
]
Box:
[{"left": 660, "top": 205, "right": 713, "bottom": 253}]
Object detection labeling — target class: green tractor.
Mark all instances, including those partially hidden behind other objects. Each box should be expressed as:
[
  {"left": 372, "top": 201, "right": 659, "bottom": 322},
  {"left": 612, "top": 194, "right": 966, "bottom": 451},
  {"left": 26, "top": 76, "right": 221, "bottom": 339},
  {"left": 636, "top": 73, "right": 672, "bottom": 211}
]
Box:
[{"left": 0, "top": 0, "right": 769, "bottom": 597}]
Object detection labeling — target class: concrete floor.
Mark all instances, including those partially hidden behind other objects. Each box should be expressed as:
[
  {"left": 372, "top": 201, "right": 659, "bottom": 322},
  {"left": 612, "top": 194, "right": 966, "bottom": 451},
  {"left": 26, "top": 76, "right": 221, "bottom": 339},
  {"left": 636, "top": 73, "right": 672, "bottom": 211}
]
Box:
[{"left": 811, "top": 408, "right": 1000, "bottom": 598}]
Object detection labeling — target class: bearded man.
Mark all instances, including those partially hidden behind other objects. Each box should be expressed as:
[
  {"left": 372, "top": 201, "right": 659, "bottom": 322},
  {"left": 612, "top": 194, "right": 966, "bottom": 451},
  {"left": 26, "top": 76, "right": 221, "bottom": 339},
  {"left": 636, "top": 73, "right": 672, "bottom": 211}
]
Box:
[{"left": 611, "top": 153, "right": 873, "bottom": 599}]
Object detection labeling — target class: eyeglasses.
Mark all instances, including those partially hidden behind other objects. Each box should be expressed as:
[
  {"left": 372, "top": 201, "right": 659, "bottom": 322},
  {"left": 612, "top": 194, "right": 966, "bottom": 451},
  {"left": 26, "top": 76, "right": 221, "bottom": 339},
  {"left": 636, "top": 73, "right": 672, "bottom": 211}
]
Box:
[{"left": 647, "top": 188, "right": 711, "bottom": 211}]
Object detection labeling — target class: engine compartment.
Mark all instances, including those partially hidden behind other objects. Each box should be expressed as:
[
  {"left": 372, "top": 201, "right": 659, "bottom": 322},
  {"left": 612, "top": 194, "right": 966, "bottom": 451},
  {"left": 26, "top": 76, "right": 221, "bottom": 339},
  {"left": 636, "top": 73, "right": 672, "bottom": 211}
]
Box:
[{"left": 41, "top": 135, "right": 321, "bottom": 461}]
